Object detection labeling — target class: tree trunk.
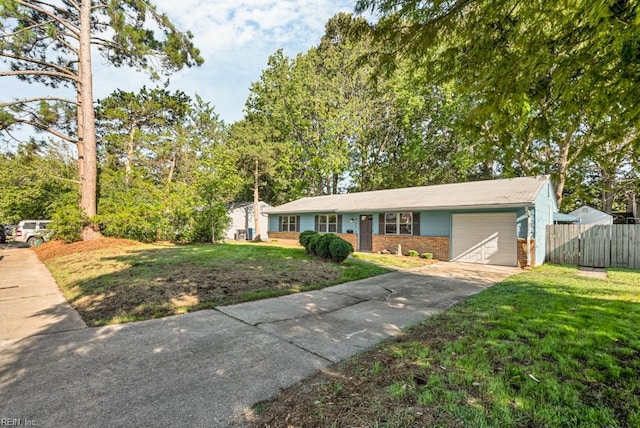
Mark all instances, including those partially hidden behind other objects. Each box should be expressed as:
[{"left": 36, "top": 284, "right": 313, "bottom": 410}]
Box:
[
  {"left": 554, "top": 128, "right": 575, "bottom": 208},
  {"left": 600, "top": 167, "right": 615, "bottom": 214},
  {"left": 79, "top": 1, "right": 100, "bottom": 240},
  {"left": 253, "top": 159, "right": 263, "bottom": 241},
  {"left": 125, "top": 120, "right": 136, "bottom": 184},
  {"left": 167, "top": 151, "right": 176, "bottom": 184},
  {"left": 76, "top": 90, "right": 84, "bottom": 193}
]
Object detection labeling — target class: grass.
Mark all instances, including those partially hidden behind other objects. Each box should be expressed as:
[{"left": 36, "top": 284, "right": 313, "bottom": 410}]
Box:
[
  {"left": 249, "top": 264, "right": 640, "bottom": 427},
  {"left": 41, "top": 240, "right": 390, "bottom": 326},
  {"left": 352, "top": 252, "right": 439, "bottom": 269}
]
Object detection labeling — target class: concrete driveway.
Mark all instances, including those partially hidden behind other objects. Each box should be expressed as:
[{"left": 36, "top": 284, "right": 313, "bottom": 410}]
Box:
[{"left": 0, "top": 245, "right": 517, "bottom": 427}]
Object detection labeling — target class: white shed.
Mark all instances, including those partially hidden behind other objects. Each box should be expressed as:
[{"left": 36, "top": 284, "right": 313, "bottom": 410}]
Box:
[
  {"left": 568, "top": 205, "right": 613, "bottom": 225},
  {"left": 226, "top": 202, "right": 271, "bottom": 241}
]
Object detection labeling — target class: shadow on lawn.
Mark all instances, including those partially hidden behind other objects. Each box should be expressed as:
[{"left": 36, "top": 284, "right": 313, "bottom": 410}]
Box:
[
  {"left": 246, "top": 269, "right": 640, "bottom": 427},
  {"left": 62, "top": 245, "right": 345, "bottom": 326}
]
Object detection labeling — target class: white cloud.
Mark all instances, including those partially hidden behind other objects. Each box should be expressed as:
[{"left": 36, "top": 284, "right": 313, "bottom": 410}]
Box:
[
  {"left": 148, "top": 0, "right": 355, "bottom": 122},
  {"left": 156, "top": 0, "right": 353, "bottom": 56},
  {"left": 2, "top": 0, "right": 356, "bottom": 132}
]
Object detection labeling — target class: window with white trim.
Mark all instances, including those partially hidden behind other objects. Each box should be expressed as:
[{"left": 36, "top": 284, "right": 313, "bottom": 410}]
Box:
[
  {"left": 317, "top": 214, "right": 338, "bottom": 233},
  {"left": 280, "top": 215, "right": 297, "bottom": 232},
  {"left": 385, "top": 212, "right": 412, "bottom": 235}
]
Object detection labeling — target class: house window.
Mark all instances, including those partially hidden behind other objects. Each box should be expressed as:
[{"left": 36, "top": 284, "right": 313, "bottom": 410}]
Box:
[
  {"left": 317, "top": 214, "right": 338, "bottom": 233},
  {"left": 280, "top": 215, "right": 297, "bottom": 232},
  {"left": 385, "top": 212, "right": 412, "bottom": 235}
]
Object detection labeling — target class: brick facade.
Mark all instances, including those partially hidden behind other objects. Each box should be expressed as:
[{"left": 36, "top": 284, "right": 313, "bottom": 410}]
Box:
[
  {"left": 268, "top": 231, "right": 300, "bottom": 241},
  {"left": 517, "top": 238, "right": 535, "bottom": 268},
  {"left": 269, "top": 231, "right": 527, "bottom": 268},
  {"left": 337, "top": 233, "right": 358, "bottom": 249},
  {"left": 372, "top": 235, "right": 450, "bottom": 261}
]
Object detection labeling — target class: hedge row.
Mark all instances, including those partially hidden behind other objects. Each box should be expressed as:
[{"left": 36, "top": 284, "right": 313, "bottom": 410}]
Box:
[{"left": 299, "top": 230, "right": 354, "bottom": 263}]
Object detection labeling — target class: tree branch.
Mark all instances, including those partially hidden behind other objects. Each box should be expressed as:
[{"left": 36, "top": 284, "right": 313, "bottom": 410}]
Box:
[
  {"left": 10, "top": 117, "right": 77, "bottom": 144},
  {"left": 16, "top": 0, "right": 81, "bottom": 36},
  {"left": 0, "top": 69, "right": 80, "bottom": 83},
  {"left": 0, "top": 52, "right": 78, "bottom": 77},
  {"left": 0, "top": 19, "right": 54, "bottom": 40},
  {"left": 1, "top": 97, "right": 78, "bottom": 108}
]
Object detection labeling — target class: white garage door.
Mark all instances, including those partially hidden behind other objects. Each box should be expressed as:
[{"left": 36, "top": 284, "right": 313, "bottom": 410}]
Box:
[{"left": 452, "top": 213, "right": 517, "bottom": 266}]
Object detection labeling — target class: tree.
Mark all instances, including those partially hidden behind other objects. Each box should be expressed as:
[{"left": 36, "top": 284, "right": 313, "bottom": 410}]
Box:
[
  {"left": 230, "top": 116, "right": 281, "bottom": 241},
  {"left": 0, "top": 0, "right": 202, "bottom": 239},
  {"left": 354, "top": 0, "right": 640, "bottom": 206},
  {"left": 96, "top": 87, "right": 191, "bottom": 185},
  {"left": 95, "top": 93, "right": 240, "bottom": 243}
]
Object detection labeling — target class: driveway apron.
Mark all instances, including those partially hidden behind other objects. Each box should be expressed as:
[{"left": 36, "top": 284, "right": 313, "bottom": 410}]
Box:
[{"left": 0, "top": 248, "right": 517, "bottom": 427}]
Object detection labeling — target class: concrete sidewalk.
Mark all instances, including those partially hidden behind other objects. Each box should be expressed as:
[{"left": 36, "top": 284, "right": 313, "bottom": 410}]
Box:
[
  {"left": 0, "top": 246, "right": 517, "bottom": 427},
  {"left": 0, "top": 245, "right": 86, "bottom": 339}
]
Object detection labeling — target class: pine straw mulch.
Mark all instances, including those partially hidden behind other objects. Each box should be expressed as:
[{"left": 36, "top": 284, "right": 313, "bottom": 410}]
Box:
[{"left": 33, "top": 238, "right": 141, "bottom": 262}]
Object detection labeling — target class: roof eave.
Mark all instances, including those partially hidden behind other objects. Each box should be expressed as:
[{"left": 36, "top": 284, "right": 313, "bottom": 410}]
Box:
[{"left": 267, "top": 202, "right": 536, "bottom": 215}]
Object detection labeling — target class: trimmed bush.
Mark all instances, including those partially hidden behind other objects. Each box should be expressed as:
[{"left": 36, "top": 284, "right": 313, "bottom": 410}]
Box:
[
  {"left": 420, "top": 253, "right": 434, "bottom": 259},
  {"left": 316, "top": 234, "right": 339, "bottom": 259},
  {"left": 308, "top": 234, "right": 321, "bottom": 256},
  {"left": 408, "top": 250, "right": 419, "bottom": 257},
  {"left": 299, "top": 230, "right": 317, "bottom": 249},
  {"left": 329, "top": 238, "right": 354, "bottom": 263}
]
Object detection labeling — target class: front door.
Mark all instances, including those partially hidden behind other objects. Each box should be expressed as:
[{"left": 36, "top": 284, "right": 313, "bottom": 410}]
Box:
[{"left": 359, "top": 215, "right": 373, "bottom": 252}]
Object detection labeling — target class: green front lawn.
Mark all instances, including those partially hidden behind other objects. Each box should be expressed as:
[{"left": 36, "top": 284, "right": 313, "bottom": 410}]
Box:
[
  {"left": 353, "top": 252, "right": 439, "bottom": 269},
  {"left": 43, "top": 241, "right": 390, "bottom": 326},
  {"left": 250, "top": 265, "right": 640, "bottom": 427}
]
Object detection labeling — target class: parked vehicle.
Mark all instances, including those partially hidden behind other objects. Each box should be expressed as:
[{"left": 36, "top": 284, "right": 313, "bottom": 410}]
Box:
[
  {"left": 0, "top": 224, "right": 6, "bottom": 244},
  {"left": 14, "top": 220, "right": 54, "bottom": 246}
]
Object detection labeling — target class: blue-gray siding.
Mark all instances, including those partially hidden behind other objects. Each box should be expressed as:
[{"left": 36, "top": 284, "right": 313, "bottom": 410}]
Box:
[{"left": 533, "top": 180, "right": 558, "bottom": 265}]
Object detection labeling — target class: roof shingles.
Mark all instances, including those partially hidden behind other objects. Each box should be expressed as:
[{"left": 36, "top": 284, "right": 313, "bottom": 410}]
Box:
[{"left": 268, "top": 176, "right": 550, "bottom": 214}]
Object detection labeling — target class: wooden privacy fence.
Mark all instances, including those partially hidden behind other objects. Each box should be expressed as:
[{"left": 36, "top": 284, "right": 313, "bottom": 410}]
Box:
[{"left": 546, "top": 224, "right": 640, "bottom": 269}]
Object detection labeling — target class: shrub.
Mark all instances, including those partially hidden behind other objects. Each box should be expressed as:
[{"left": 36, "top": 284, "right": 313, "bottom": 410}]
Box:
[
  {"left": 50, "top": 193, "right": 84, "bottom": 243},
  {"left": 421, "top": 253, "right": 434, "bottom": 259},
  {"left": 316, "top": 234, "right": 339, "bottom": 259},
  {"left": 408, "top": 250, "right": 419, "bottom": 257},
  {"left": 329, "top": 238, "right": 354, "bottom": 263},
  {"left": 308, "top": 234, "right": 321, "bottom": 256},
  {"left": 299, "top": 230, "right": 317, "bottom": 249}
]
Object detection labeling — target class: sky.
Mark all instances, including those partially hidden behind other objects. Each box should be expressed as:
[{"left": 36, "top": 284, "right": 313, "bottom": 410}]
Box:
[
  {"left": 100, "top": 0, "right": 358, "bottom": 124},
  {"left": 2, "top": 0, "right": 359, "bottom": 140}
]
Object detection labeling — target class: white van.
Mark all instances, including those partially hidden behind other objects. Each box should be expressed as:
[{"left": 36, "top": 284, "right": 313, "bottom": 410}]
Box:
[{"left": 14, "top": 220, "right": 54, "bottom": 246}]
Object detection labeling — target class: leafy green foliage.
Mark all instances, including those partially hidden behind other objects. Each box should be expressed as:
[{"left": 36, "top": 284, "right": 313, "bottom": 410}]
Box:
[
  {"left": 329, "top": 238, "right": 354, "bottom": 263},
  {"left": 299, "top": 230, "right": 353, "bottom": 263},
  {"left": 299, "top": 230, "right": 317, "bottom": 248},
  {"left": 353, "top": 0, "right": 640, "bottom": 209},
  {"left": 307, "top": 233, "right": 321, "bottom": 257},
  {"left": 420, "top": 253, "right": 433, "bottom": 259},
  {"left": 315, "top": 233, "right": 339, "bottom": 259},
  {"left": 407, "top": 250, "right": 419, "bottom": 257},
  {"left": 50, "top": 192, "right": 83, "bottom": 243},
  {"left": 0, "top": 140, "right": 77, "bottom": 224},
  {"left": 93, "top": 90, "right": 239, "bottom": 243}
]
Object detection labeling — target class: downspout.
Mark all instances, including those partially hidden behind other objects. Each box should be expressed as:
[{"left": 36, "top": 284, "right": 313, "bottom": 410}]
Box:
[{"left": 526, "top": 207, "right": 532, "bottom": 268}]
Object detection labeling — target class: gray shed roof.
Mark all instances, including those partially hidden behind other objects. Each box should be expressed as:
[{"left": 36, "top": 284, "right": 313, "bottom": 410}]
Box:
[
  {"left": 568, "top": 205, "right": 613, "bottom": 225},
  {"left": 268, "top": 175, "right": 551, "bottom": 214}
]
